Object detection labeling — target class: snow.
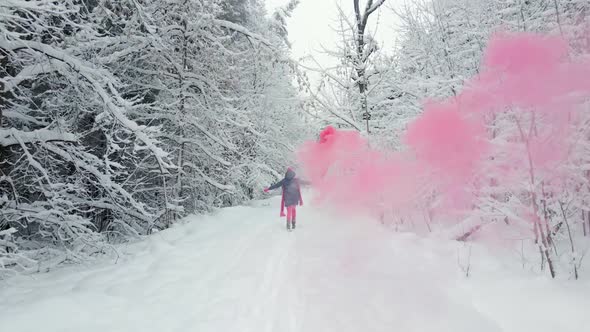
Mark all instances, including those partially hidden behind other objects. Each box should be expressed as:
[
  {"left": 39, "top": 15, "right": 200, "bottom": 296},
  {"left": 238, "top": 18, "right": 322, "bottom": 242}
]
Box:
[
  {"left": 0, "top": 128, "right": 77, "bottom": 147},
  {"left": 214, "top": 19, "right": 273, "bottom": 47},
  {"left": 1, "top": 193, "right": 589, "bottom": 332}
]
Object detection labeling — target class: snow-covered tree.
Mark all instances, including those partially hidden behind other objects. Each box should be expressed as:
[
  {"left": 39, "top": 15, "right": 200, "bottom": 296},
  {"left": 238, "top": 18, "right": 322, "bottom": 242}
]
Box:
[{"left": 0, "top": 0, "right": 308, "bottom": 276}]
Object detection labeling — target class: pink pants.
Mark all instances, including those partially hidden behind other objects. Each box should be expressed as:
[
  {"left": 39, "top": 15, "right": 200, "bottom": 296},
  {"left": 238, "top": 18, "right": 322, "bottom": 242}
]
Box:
[{"left": 286, "top": 205, "right": 297, "bottom": 222}]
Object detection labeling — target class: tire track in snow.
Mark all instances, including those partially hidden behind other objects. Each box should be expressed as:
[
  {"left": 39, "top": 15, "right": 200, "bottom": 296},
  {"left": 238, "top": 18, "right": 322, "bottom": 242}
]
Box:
[{"left": 234, "top": 221, "right": 298, "bottom": 332}]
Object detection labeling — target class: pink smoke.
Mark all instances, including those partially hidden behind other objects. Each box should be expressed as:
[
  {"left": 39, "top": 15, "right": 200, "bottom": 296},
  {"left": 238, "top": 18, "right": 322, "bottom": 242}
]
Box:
[
  {"left": 297, "top": 32, "right": 590, "bottom": 228},
  {"left": 404, "top": 99, "right": 488, "bottom": 185},
  {"left": 297, "top": 127, "right": 423, "bottom": 217}
]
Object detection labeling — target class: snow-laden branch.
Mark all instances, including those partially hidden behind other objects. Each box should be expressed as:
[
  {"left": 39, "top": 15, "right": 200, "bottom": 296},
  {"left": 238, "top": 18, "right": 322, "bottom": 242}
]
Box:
[
  {"left": 1, "top": 61, "right": 56, "bottom": 93},
  {"left": 213, "top": 19, "right": 273, "bottom": 47},
  {"left": 296, "top": 61, "right": 350, "bottom": 90},
  {"left": 144, "top": 109, "right": 235, "bottom": 151},
  {"left": 0, "top": 37, "right": 173, "bottom": 170},
  {"left": 0, "top": 128, "right": 77, "bottom": 147},
  {"left": 0, "top": 228, "right": 17, "bottom": 237},
  {"left": 303, "top": 90, "right": 362, "bottom": 131},
  {"left": 155, "top": 133, "right": 232, "bottom": 167},
  {"left": 95, "top": 40, "right": 151, "bottom": 65},
  {"left": 184, "top": 162, "right": 235, "bottom": 192},
  {"left": 0, "top": 0, "right": 69, "bottom": 12},
  {"left": 43, "top": 143, "right": 154, "bottom": 217},
  {"left": 366, "top": 0, "right": 386, "bottom": 17},
  {"left": 59, "top": 196, "right": 153, "bottom": 223}
]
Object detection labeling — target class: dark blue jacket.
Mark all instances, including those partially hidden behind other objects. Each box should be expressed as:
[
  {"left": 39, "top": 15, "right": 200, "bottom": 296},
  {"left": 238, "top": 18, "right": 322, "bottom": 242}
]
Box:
[{"left": 268, "top": 169, "right": 302, "bottom": 207}]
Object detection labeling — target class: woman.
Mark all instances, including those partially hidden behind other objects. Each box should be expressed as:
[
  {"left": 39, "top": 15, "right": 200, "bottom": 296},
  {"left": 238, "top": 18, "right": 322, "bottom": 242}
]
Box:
[{"left": 264, "top": 168, "right": 303, "bottom": 231}]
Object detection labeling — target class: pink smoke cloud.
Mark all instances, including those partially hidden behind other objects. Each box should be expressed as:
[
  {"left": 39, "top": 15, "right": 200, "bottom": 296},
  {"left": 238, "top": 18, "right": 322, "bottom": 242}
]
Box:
[
  {"left": 404, "top": 99, "right": 488, "bottom": 181},
  {"left": 297, "top": 31, "right": 590, "bottom": 230}
]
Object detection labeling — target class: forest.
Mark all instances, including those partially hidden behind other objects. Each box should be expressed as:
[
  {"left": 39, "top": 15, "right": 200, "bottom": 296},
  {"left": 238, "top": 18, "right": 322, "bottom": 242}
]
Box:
[{"left": 1, "top": 0, "right": 309, "bottom": 276}]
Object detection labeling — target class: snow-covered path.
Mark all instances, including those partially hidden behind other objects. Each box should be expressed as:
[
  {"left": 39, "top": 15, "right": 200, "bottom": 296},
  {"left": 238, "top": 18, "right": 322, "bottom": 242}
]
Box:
[{"left": 1, "top": 195, "right": 589, "bottom": 332}]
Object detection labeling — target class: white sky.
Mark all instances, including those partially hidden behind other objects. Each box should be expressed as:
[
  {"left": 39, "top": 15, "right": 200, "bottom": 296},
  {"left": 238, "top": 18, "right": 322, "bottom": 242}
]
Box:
[{"left": 265, "top": 0, "right": 402, "bottom": 70}]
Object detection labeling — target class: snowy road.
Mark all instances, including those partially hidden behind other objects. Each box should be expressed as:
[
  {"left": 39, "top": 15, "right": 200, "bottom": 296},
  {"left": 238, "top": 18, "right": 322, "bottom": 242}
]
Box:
[{"left": 1, "top": 195, "right": 589, "bottom": 332}]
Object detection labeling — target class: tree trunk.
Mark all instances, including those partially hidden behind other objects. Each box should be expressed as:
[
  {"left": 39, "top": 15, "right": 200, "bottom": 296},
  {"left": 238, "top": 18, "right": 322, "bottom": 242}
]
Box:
[
  {"left": 174, "top": 16, "right": 190, "bottom": 213},
  {"left": 583, "top": 210, "right": 587, "bottom": 236},
  {"left": 516, "top": 115, "right": 556, "bottom": 278},
  {"left": 553, "top": 0, "right": 564, "bottom": 36},
  {"left": 352, "top": 0, "right": 384, "bottom": 134},
  {"left": 354, "top": 0, "right": 369, "bottom": 133},
  {"left": 559, "top": 201, "right": 578, "bottom": 279}
]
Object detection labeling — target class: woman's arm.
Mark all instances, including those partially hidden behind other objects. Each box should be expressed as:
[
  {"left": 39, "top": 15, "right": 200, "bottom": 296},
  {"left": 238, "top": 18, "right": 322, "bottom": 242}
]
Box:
[{"left": 266, "top": 178, "right": 284, "bottom": 191}]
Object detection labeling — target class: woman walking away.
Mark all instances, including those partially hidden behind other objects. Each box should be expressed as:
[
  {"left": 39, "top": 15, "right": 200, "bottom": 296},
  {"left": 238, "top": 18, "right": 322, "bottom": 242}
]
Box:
[{"left": 264, "top": 168, "right": 303, "bottom": 231}]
